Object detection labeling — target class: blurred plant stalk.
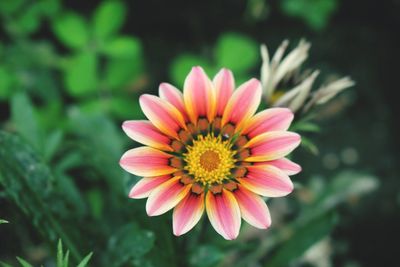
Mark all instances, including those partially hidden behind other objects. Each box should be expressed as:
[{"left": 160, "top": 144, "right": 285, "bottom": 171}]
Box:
[{"left": 260, "top": 39, "right": 355, "bottom": 113}]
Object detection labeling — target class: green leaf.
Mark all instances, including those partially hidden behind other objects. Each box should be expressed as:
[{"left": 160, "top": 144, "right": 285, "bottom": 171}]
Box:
[
  {"left": 11, "top": 92, "right": 42, "bottom": 152},
  {"left": 76, "top": 252, "right": 93, "bottom": 267},
  {"left": 101, "top": 36, "right": 142, "bottom": 58},
  {"left": 107, "top": 224, "right": 155, "bottom": 266},
  {"left": 189, "top": 245, "right": 224, "bottom": 267},
  {"left": 104, "top": 57, "right": 143, "bottom": 89},
  {"left": 215, "top": 33, "right": 259, "bottom": 73},
  {"left": 0, "top": 0, "right": 25, "bottom": 14},
  {"left": 290, "top": 122, "right": 321, "bottom": 133},
  {"left": 0, "top": 131, "right": 82, "bottom": 260},
  {"left": 0, "top": 66, "right": 13, "bottom": 99},
  {"left": 267, "top": 212, "right": 338, "bottom": 267},
  {"left": 109, "top": 97, "right": 144, "bottom": 119},
  {"left": 93, "top": 1, "right": 126, "bottom": 39},
  {"left": 300, "top": 136, "right": 319, "bottom": 155},
  {"left": 38, "top": 0, "right": 61, "bottom": 18},
  {"left": 16, "top": 257, "right": 34, "bottom": 267},
  {"left": 170, "top": 54, "right": 213, "bottom": 87},
  {"left": 43, "top": 130, "right": 63, "bottom": 161},
  {"left": 16, "top": 4, "right": 41, "bottom": 34},
  {"left": 0, "top": 261, "right": 13, "bottom": 267},
  {"left": 53, "top": 12, "right": 89, "bottom": 49},
  {"left": 57, "top": 239, "right": 64, "bottom": 267},
  {"left": 0, "top": 219, "right": 9, "bottom": 224},
  {"left": 63, "top": 250, "right": 70, "bottom": 267},
  {"left": 281, "top": 0, "right": 338, "bottom": 31},
  {"left": 64, "top": 51, "right": 98, "bottom": 97}
]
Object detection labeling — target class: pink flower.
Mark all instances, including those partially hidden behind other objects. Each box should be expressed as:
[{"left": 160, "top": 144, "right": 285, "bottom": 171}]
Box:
[{"left": 120, "top": 67, "right": 301, "bottom": 240}]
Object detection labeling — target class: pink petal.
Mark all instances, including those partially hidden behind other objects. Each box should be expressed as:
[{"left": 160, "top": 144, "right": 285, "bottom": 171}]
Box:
[
  {"left": 245, "top": 131, "right": 301, "bottom": 162},
  {"left": 241, "top": 108, "right": 294, "bottom": 139},
  {"left": 183, "top": 66, "right": 216, "bottom": 124},
  {"left": 140, "top": 94, "right": 186, "bottom": 139},
  {"left": 159, "top": 83, "right": 189, "bottom": 122},
  {"left": 173, "top": 192, "right": 205, "bottom": 236},
  {"left": 122, "top": 120, "right": 173, "bottom": 152},
  {"left": 257, "top": 158, "right": 301, "bottom": 175},
  {"left": 146, "top": 176, "right": 191, "bottom": 216},
  {"left": 221, "top": 78, "right": 262, "bottom": 131},
  {"left": 129, "top": 175, "right": 171, "bottom": 199},
  {"left": 234, "top": 185, "right": 271, "bottom": 229},
  {"left": 213, "top": 68, "right": 234, "bottom": 116},
  {"left": 119, "top": 147, "right": 176, "bottom": 177},
  {"left": 237, "top": 165, "right": 293, "bottom": 197},
  {"left": 206, "top": 189, "right": 241, "bottom": 240}
]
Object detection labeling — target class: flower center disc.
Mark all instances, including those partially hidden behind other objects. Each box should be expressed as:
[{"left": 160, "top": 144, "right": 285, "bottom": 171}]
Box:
[
  {"left": 184, "top": 134, "right": 236, "bottom": 186},
  {"left": 200, "top": 150, "right": 220, "bottom": 171}
]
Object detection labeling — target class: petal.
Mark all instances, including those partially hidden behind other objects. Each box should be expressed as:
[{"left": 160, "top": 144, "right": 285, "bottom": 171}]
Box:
[
  {"left": 173, "top": 192, "right": 205, "bottom": 236},
  {"left": 140, "top": 94, "right": 186, "bottom": 139},
  {"left": 119, "top": 147, "right": 176, "bottom": 177},
  {"left": 183, "top": 66, "right": 216, "bottom": 124},
  {"left": 245, "top": 131, "right": 301, "bottom": 162},
  {"left": 221, "top": 78, "right": 262, "bottom": 131},
  {"left": 159, "top": 83, "right": 189, "bottom": 122},
  {"left": 241, "top": 108, "right": 294, "bottom": 139},
  {"left": 122, "top": 120, "right": 173, "bottom": 152},
  {"left": 129, "top": 175, "right": 171, "bottom": 199},
  {"left": 146, "top": 176, "right": 191, "bottom": 216},
  {"left": 237, "top": 165, "right": 293, "bottom": 197},
  {"left": 213, "top": 68, "right": 234, "bottom": 116},
  {"left": 257, "top": 158, "right": 301, "bottom": 175},
  {"left": 206, "top": 189, "right": 241, "bottom": 240},
  {"left": 234, "top": 185, "right": 271, "bottom": 229}
]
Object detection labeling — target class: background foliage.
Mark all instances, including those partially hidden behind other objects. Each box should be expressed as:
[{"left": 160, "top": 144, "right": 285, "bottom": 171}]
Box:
[{"left": 1, "top": 0, "right": 399, "bottom": 266}]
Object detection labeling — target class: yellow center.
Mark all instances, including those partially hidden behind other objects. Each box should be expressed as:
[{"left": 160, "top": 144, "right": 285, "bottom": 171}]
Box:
[{"left": 184, "top": 134, "right": 236, "bottom": 186}]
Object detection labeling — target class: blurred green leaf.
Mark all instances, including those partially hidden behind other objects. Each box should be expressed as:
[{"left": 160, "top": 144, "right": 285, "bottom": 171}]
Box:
[
  {"left": 57, "top": 239, "right": 64, "bottom": 267},
  {"left": 300, "top": 136, "right": 319, "bottom": 155},
  {"left": 170, "top": 54, "right": 213, "bottom": 87},
  {"left": 291, "top": 122, "right": 321, "bottom": 133},
  {"left": 0, "top": 131, "right": 83, "bottom": 260},
  {"left": 267, "top": 212, "right": 338, "bottom": 267},
  {"left": 281, "top": 0, "right": 338, "bottom": 31},
  {"left": 215, "top": 33, "right": 259, "bottom": 73},
  {"left": 110, "top": 97, "right": 144, "bottom": 119},
  {"left": 16, "top": 257, "right": 34, "bottom": 267},
  {"left": 189, "top": 245, "right": 224, "bottom": 267},
  {"left": 11, "top": 92, "right": 42, "bottom": 152},
  {"left": 87, "top": 188, "right": 104, "bottom": 219},
  {"left": 76, "top": 252, "right": 93, "bottom": 267},
  {"left": 0, "top": 219, "right": 9, "bottom": 224},
  {"left": 93, "top": 0, "right": 126, "bottom": 40},
  {"left": 0, "top": 0, "right": 24, "bottom": 14},
  {"left": 38, "top": 0, "right": 61, "bottom": 18},
  {"left": 0, "top": 261, "right": 13, "bottom": 267},
  {"left": 0, "top": 66, "right": 13, "bottom": 99},
  {"left": 44, "top": 130, "right": 63, "bottom": 161},
  {"left": 102, "top": 36, "right": 142, "bottom": 58},
  {"left": 107, "top": 223, "right": 155, "bottom": 267},
  {"left": 105, "top": 57, "right": 143, "bottom": 89},
  {"left": 64, "top": 51, "right": 98, "bottom": 97},
  {"left": 16, "top": 4, "right": 41, "bottom": 34},
  {"left": 53, "top": 13, "right": 89, "bottom": 49}
]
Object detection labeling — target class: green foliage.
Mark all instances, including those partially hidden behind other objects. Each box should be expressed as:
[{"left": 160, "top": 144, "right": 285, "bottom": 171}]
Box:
[
  {"left": 214, "top": 33, "right": 259, "bottom": 73},
  {"left": 0, "top": 219, "right": 9, "bottom": 224},
  {"left": 267, "top": 212, "right": 338, "bottom": 267},
  {"left": 64, "top": 51, "right": 99, "bottom": 97},
  {"left": 53, "top": 13, "right": 89, "bottom": 49},
  {"left": 281, "top": 0, "right": 338, "bottom": 31},
  {"left": 93, "top": 0, "right": 126, "bottom": 40},
  {"left": 170, "top": 32, "right": 259, "bottom": 87}
]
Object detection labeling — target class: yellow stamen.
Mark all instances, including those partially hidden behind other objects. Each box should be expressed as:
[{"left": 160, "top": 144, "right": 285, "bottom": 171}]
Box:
[{"left": 184, "top": 134, "right": 236, "bottom": 186}]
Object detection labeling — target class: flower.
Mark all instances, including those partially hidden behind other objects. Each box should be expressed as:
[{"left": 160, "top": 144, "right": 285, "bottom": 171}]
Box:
[
  {"left": 260, "top": 39, "right": 354, "bottom": 112},
  {"left": 120, "top": 67, "right": 301, "bottom": 240}
]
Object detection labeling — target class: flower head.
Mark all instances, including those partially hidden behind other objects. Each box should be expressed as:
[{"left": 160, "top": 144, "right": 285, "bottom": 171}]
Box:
[
  {"left": 120, "top": 67, "right": 301, "bottom": 240},
  {"left": 261, "top": 39, "right": 354, "bottom": 112}
]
